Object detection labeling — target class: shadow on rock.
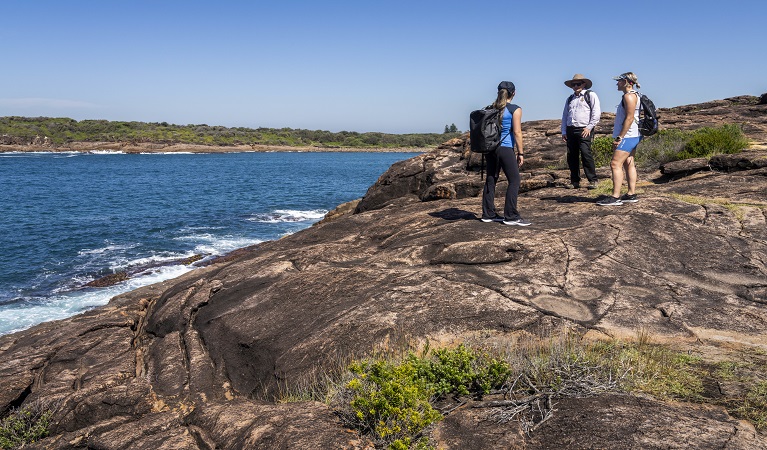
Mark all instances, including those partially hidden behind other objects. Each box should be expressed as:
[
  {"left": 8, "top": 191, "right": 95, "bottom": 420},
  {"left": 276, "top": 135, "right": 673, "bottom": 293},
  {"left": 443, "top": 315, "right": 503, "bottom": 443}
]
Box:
[
  {"left": 540, "top": 195, "right": 597, "bottom": 204},
  {"left": 428, "top": 208, "right": 478, "bottom": 221}
]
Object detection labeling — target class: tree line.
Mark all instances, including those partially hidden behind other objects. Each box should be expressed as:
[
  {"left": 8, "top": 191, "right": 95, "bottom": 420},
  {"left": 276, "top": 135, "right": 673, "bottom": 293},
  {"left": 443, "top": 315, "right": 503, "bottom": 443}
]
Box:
[{"left": 0, "top": 116, "right": 463, "bottom": 148}]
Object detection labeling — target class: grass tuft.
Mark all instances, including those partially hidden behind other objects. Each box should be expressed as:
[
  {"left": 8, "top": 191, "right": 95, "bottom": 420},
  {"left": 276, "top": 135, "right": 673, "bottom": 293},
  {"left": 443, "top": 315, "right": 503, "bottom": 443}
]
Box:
[{"left": 738, "top": 381, "right": 767, "bottom": 430}]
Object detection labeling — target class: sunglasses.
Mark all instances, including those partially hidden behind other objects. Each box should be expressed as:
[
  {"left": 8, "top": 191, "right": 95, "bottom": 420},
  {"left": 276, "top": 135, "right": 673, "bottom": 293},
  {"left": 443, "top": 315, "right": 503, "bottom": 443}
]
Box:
[{"left": 571, "top": 82, "right": 584, "bottom": 87}]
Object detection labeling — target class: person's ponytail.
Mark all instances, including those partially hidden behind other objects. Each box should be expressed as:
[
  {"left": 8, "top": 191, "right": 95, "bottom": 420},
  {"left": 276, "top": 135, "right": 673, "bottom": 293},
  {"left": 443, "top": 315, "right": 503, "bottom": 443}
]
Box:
[
  {"left": 493, "top": 89, "right": 511, "bottom": 111},
  {"left": 492, "top": 89, "right": 513, "bottom": 124}
]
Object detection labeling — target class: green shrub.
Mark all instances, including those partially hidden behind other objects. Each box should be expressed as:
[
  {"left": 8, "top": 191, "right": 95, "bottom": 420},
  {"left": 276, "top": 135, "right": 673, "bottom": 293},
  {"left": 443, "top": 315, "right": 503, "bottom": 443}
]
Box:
[
  {"left": 678, "top": 124, "right": 749, "bottom": 159},
  {"left": 633, "top": 129, "right": 692, "bottom": 167},
  {"left": 592, "top": 136, "right": 615, "bottom": 168},
  {"left": 415, "top": 344, "right": 510, "bottom": 397},
  {"left": 345, "top": 358, "right": 443, "bottom": 449},
  {"left": 340, "top": 345, "right": 510, "bottom": 449},
  {"left": 0, "top": 402, "right": 52, "bottom": 449},
  {"left": 593, "top": 125, "right": 748, "bottom": 169},
  {"left": 594, "top": 130, "right": 693, "bottom": 168}
]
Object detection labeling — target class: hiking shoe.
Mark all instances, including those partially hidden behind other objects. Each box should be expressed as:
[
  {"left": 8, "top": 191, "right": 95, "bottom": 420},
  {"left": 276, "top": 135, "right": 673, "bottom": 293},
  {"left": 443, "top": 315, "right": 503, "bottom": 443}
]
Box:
[
  {"left": 587, "top": 181, "right": 599, "bottom": 190},
  {"left": 620, "top": 193, "right": 639, "bottom": 203},
  {"left": 596, "top": 196, "right": 623, "bottom": 206},
  {"left": 481, "top": 217, "right": 504, "bottom": 223},
  {"left": 563, "top": 182, "right": 577, "bottom": 189},
  {"left": 503, "top": 218, "right": 532, "bottom": 226}
]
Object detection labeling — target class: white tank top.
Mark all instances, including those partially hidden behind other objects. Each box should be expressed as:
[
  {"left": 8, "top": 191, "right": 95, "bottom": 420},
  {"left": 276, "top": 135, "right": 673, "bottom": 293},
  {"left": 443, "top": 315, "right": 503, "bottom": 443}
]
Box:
[{"left": 613, "top": 91, "right": 640, "bottom": 138}]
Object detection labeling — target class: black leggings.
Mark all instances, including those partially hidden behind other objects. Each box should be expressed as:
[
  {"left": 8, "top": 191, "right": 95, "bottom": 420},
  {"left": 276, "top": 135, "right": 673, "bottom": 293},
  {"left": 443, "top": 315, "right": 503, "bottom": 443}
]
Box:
[{"left": 481, "top": 146, "right": 521, "bottom": 221}]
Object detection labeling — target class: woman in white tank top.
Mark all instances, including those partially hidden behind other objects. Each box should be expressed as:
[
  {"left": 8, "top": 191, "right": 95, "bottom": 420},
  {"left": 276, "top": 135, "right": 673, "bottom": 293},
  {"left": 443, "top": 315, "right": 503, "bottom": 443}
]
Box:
[{"left": 597, "top": 72, "right": 642, "bottom": 206}]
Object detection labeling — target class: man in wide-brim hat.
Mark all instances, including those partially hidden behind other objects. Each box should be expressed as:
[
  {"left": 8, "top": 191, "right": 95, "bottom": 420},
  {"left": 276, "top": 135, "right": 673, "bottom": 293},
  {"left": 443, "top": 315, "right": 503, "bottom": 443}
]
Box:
[
  {"left": 561, "top": 74, "right": 601, "bottom": 189},
  {"left": 564, "top": 74, "right": 593, "bottom": 90}
]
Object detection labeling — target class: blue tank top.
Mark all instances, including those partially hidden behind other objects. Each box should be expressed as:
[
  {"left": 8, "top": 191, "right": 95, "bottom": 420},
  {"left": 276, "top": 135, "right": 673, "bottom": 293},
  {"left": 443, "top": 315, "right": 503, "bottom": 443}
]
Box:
[{"left": 500, "top": 104, "right": 519, "bottom": 148}]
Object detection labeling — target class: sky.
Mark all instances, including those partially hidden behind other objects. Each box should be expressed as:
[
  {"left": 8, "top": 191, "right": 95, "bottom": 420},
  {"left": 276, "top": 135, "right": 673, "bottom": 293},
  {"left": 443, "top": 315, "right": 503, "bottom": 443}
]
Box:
[{"left": 1, "top": 0, "right": 765, "bottom": 134}]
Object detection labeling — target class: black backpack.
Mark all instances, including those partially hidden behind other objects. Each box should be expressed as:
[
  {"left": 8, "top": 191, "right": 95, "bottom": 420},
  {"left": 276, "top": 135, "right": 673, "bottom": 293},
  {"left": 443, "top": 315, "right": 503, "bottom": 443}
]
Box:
[
  {"left": 637, "top": 93, "right": 659, "bottom": 136},
  {"left": 469, "top": 104, "right": 517, "bottom": 154},
  {"left": 624, "top": 92, "right": 659, "bottom": 136}
]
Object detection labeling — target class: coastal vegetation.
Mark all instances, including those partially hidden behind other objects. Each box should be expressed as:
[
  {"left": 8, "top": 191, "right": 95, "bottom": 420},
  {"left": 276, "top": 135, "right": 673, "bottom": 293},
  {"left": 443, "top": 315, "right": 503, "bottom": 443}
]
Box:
[
  {"left": 339, "top": 344, "right": 509, "bottom": 449},
  {"left": 591, "top": 124, "right": 749, "bottom": 168},
  {"left": 0, "top": 116, "right": 461, "bottom": 149},
  {"left": 279, "top": 333, "right": 767, "bottom": 449},
  {"left": 0, "top": 401, "right": 52, "bottom": 449}
]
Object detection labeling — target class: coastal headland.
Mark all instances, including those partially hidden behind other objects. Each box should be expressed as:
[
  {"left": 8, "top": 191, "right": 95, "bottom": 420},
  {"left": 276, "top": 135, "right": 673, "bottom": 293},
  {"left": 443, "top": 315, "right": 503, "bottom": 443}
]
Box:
[
  {"left": 1, "top": 95, "right": 766, "bottom": 449},
  {"left": 0, "top": 118, "right": 446, "bottom": 154}
]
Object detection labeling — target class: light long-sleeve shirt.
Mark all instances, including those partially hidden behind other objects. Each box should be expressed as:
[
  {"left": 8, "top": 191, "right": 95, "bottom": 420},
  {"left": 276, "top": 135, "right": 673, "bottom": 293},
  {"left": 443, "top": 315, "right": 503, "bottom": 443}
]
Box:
[{"left": 561, "top": 90, "right": 601, "bottom": 134}]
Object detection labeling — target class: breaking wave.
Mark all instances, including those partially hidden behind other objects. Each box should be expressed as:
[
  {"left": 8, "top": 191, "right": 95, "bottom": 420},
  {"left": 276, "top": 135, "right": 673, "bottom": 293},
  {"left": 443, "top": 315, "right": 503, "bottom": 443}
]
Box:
[{"left": 247, "top": 209, "right": 327, "bottom": 223}]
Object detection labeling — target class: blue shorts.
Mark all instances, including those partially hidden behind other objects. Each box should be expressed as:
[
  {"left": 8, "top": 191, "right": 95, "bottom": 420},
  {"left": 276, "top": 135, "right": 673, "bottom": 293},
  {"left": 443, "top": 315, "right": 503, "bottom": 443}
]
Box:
[{"left": 615, "top": 136, "right": 641, "bottom": 152}]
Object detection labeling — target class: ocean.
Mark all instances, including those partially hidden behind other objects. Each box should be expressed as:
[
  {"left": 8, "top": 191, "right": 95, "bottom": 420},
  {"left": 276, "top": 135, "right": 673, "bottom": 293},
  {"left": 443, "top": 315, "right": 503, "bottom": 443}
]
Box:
[{"left": 0, "top": 150, "right": 415, "bottom": 335}]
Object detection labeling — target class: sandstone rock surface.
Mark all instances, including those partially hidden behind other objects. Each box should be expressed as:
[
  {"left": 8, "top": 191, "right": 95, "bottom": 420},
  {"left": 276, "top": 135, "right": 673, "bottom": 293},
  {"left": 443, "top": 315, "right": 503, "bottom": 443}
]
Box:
[{"left": 1, "top": 97, "right": 766, "bottom": 449}]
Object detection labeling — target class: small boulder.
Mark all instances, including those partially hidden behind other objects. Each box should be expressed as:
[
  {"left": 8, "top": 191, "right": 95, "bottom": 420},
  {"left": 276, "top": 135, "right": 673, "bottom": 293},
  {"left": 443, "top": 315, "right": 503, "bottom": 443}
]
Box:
[
  {"left": 660, "top": 158, "right": 710, "bottom": 176},
  {"left": 422, "top": 183, "right": 457, "bottom": 201},
  {"left": 85, "top": 271, "right": 129, "bottom": 287},
  {"left": 318, "top": 199, "right": 360, "bottom": 224},
  {"left": 709, "top": 151, "right": 767, "bottom": 172}
]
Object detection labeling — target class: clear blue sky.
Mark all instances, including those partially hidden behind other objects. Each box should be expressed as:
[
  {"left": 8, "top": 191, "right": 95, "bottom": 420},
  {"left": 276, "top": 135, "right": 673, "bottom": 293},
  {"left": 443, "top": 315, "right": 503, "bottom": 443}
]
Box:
[{"left": 2, "top": 0, "right": 765, "bottom": 134}]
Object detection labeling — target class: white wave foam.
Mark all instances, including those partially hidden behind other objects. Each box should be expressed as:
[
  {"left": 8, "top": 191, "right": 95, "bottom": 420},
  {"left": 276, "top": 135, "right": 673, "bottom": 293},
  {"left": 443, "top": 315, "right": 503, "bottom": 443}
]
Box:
[
  {"left": 123, "top": 264, "right": 194, "bottom": 288},
  {"left": 0, "top": 264, "right": 195, "bottom": 336},
  {"left": 0, "top": 152, "right": 39, "bottom": 158},
  {"left": 248, "top": 209, "right": 327, "bottom": 223},
  {"left": 78, "top": 243, "right": 139, "bottom": 256},
  {"left": 139, "top": 152, "right": 196, "bottom": 155},
  {"left": 87, "top": 150, "right": 124, "bottom": 155},
  {"left": 175, "top": 233, "right": 263, "bottom": 255},
  {"left": 113, "top": 251, "right": 198, "bottom": 269},
  {"left": 0, "top": 151, "right": 81, "bottom": 158},
  {"left": 179, "top": 225, "right": 224, "bottom": 232}
]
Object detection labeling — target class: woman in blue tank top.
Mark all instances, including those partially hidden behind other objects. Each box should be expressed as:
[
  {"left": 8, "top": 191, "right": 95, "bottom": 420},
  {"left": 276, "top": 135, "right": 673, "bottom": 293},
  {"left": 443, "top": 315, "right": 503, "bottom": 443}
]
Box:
[{"left": 480, "top": 81, "right": 531, "bottom": 226}]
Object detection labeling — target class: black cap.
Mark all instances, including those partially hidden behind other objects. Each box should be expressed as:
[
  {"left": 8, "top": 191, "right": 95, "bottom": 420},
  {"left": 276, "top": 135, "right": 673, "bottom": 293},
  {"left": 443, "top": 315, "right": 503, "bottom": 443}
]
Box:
[{"left": 497, "top": 81, "right": 515, "bottom": 93}]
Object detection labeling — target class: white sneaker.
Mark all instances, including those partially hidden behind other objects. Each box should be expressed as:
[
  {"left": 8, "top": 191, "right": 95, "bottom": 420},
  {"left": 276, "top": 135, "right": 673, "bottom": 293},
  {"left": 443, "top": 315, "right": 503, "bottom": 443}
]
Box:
[{"left": 503, "top": 218, "right": 532, "bottom": 226}]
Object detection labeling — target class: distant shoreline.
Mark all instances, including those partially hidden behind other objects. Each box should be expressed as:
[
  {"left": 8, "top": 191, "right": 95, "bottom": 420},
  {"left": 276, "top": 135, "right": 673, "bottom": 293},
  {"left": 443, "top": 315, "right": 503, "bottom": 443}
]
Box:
[{"left": 0, "top": 141, "right": 429, "bottom": 154}]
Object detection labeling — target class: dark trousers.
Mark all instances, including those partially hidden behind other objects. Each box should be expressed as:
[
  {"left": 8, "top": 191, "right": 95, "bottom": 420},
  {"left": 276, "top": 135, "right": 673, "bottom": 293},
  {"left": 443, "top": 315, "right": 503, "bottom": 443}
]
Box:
[
  {"left": 566, "top": 126, "right": 597, "bottom": 185},
  {"left": 481, "top": 146, "right": 521, "bottom": 221}
]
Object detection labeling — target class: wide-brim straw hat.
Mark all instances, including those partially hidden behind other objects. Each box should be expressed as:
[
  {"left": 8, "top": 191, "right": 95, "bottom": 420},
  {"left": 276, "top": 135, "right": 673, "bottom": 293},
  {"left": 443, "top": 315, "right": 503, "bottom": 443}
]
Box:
[{"left": 564, "top": 74, "right": 593, "bottom": 89}]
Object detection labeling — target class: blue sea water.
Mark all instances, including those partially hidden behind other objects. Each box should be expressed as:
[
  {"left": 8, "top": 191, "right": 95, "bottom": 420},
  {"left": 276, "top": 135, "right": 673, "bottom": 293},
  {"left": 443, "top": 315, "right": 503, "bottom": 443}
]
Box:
[{"left": 0, "top": 150, "right": 414, "bottom": 335}]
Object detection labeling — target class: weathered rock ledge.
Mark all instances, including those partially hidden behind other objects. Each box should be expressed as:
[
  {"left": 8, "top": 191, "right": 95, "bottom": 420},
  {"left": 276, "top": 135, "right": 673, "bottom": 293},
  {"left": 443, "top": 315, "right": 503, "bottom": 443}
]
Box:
[{"left": 1, "top": 97, "right": 766, "bottom": 449}]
